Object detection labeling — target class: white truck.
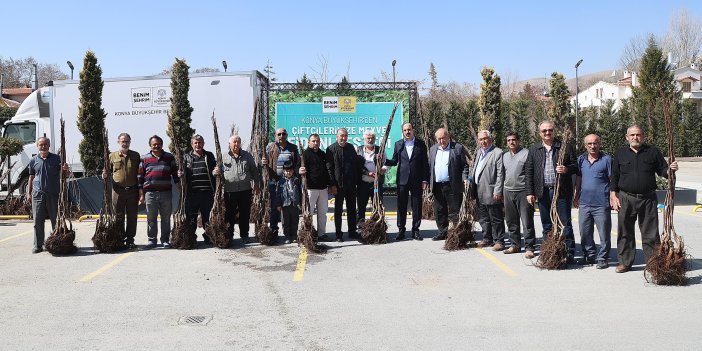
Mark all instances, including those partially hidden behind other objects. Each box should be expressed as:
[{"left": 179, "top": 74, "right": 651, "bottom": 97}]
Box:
[{"left": 2, "top": 71, "right": 266, "bottom": 194}]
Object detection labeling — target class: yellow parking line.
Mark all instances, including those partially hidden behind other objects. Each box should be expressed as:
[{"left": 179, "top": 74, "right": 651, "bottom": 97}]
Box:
[
  {"left": 293, "top": 247, "right": 308, "bottom": 282},
  {"left": 476, "top": 249, "right": 518, "bottom": 277},
  {"left": 0, "top": 230, "right": 32, "bottom": 244},
  {"left": 80, "top": 252, "right": 135, "bottom": 282}
]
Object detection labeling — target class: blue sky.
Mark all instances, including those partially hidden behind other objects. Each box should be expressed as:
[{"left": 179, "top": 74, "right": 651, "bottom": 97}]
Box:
[{"left": 3, "top": 1, "right": 701, "bottom": 90}]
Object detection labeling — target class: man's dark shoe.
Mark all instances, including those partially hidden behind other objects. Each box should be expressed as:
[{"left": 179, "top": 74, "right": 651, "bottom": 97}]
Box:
[
  {"left": 395, "top": 229, "right": 406, "bottom": 241},
  {"left": 412, "top": 231, "right": 423, "bottom": 241},
  {"left": 596, "top": 260, "right": 609, "bottom": 269},
  {"left": 566, "top": 256, "right": 576, "bottom": 265},
  {"left": 284, "top": 238, "right": 293, "bottom": 244},
  {"left": 32, "top": 248, "right": 43, "bottom": 254},
  {"left": 432, "top": 233, "right": 446, "bottom": 241},
  {"left": 580, "top": 257, "right": 597, "bottom": 266},
  {"left": 144, "top": 242, "right": 157, "bottom": 250},
  {"left": 125, "top": 243, "right": 137, "bottom": 250},
  {"left": 503, "top": 246, "right": 520, "bottom": 254},
  {"left": 241, "top": 237, "right": 251, "bottom": 244},
  {"left": 615, "top": 264, "right": 630, "bottom": 273},
  {"left": 335, "top": 234, "right": 344, "bottom": 243},
  {"left": 318, "top": 234, "right": 332, "bottom": 242}
]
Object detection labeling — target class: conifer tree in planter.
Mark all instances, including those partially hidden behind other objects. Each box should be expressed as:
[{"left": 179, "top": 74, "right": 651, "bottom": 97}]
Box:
[
  {"left": 76, "top": 50, "right": 106, "bottom": 176},
  {"left": 167, "top": 58, "right": 195, "bottom": 154}
]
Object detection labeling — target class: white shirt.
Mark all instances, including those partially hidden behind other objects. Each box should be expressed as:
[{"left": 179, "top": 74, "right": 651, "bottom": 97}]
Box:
[
  {"left": 434, "top": 145, "right": 450, "bottom": 182},
  {"left": 475, "top": 144, "right": 495, "bottom": 182},
  {"left": 403, "top": 137, "right": 415, "bottom": 159}
]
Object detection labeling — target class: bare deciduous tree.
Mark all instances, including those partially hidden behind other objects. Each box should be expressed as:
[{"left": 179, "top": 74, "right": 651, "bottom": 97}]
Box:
[
  {"left": 0, "top": 57, "right": 68, "bottom": 88},
  {"left": 309, "top": 54, "right": 338, "bottom": 83},
  {"left": 620, "top": 34, "right": 656, "bottom": 72},
  {"left": 662, "top": 8, "right": 702, "bottom": 67}
]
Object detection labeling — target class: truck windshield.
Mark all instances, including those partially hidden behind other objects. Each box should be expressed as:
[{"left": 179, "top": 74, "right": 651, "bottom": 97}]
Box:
[{"left": 2, "top": 122, "right": 36, "bottom": 145}]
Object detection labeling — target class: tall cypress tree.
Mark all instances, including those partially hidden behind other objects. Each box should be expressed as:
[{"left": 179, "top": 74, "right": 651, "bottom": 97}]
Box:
[
  {"left": 547, "top": 72, "right": 573, "bottom": 141},
  {"left": 631, "top": 36, "right": 681, "bottom": 150},
  {"left": 76, "top": 50, "right": 106, "bottom": 176},
  {"left": 167, "top": 58, "right": 195, "bottom": 154},
  {"left": 478, "top": 67, "right": 503, "bottom": 145}
]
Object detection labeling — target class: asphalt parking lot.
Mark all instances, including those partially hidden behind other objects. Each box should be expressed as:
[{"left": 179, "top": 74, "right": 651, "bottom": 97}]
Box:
[{"left": 1, "top": 201, "right": 702, "bottom": 350}]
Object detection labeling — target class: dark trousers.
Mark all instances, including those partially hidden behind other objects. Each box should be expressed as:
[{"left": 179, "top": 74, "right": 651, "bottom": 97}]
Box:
[
  {"left": 477, "top": 199, "right": 506, "bottom": 244},
  {"left": 397, "top": 182, "right": 422, "bottom": 232},
  {"left": 334, "top": 184, "right": 357, "bottom": 236},
  {"left": 112, "top": 187, "right": 139, "bottom": 244},
  {"left": 504, "top": 190, "right": 536, "bottom": 250},
  {"left": 537, "top": 188, "right": 575, "bottom": 256},
  {"left": 356, "top": 181, "right": 383, "bottom": 224},
  {"left": 617, "top": 192, "right": 659, "bottom": 267},
  {"left": 268, "top": 181, "right": 280, "bottom": 232},
  {"left": 433, "top": 182, "right": 461, "bottom": 236},
  {"left": 32, "top": 192, "right": 58, "bottom": 251},
  {"left": 186, "top": 190, "right": 214, "bottom": 237},
  {"left": 225, "top": 189, "right": 253, "bottom": 239},
  {"left": 282, "top": 205, "right": 300, "bottom": 239}
]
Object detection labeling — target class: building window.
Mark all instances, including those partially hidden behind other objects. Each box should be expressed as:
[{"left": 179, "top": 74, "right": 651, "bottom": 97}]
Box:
[{"left": 683, "top": 81, "right": 692, "bottom": 92}]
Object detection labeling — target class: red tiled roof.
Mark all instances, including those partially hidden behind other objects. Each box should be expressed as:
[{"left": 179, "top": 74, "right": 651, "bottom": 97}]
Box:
[{"left": 1, "top": 87, "right": 32, "bottom": 95}]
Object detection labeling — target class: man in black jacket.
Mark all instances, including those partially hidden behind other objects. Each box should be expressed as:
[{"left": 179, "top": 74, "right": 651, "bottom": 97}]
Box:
[
  {"left": 525, "top": 121, "right": 577, "bottom": 263},
  {"left": 326, "top": 128, "right": 362, "bottom": 242},
  {"left": 610, "top": 124, "right": 678, "bottom": 273},
  {"left": 385, "top": 122, "right": 430, "bottom": 241},
  {"left": 299, "top": 133, "right": 332, "bottom": 241},
  {"left": 181, "top": 134, "right": 216, "bottom": 244},
  {"left": 428, "top": 128, "right": 469, "bottom": 241}
]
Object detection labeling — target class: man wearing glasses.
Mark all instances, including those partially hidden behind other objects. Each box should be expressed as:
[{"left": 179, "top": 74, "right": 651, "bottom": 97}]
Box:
[
  {"left": 525, "top": 121, "right": 577, "bottom": 264},
  {"left": 262, "top": 128, "right": 300, "bottom": 238}
]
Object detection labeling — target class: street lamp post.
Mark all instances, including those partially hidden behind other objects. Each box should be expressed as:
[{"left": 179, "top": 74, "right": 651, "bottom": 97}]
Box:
[
  {"left": 222, "top": 60, "right": 228, "bottom": 72},
  {"left": 67, "top": 61, "right": 74, "bottom": 80},
  {"left": 391, "top": 59, "right": 396, "bottom": 89},
  {"left": 575, "top": 59, "right": 583, "bottom": 141}
]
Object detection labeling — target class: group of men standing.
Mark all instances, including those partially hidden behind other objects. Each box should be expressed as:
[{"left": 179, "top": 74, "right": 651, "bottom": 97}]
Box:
[{"left": 28, "top": 120, "right": 678, "bottom": 275}]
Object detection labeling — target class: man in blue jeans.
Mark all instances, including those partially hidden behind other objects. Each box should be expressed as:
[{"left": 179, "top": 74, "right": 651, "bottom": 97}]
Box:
[
  {"left": 574, "top": 134, "right": 612, "bottom": 269},
  {"left": 525, "top": 121, "right": 578, "bottom": 264}
]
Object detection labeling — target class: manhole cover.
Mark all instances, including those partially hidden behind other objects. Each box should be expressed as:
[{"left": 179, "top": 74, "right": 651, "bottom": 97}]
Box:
[{"left": 178, "top": 315, "right": 212, "bottom": 326}]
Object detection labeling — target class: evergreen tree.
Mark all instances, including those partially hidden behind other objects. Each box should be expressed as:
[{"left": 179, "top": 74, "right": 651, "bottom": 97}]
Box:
[
  {"left": 599, "top": 99, "right": 631, "bottom": 155},
  {"left": 681, "top": 100, "right": 702, "bottom": 156},
  {"left": 478, "top": 67, "right": 503, "bottom": 145},
  {"left": 631, "top": 36, "right": 681, "bottom": 150},
  {"left": 337, "top": 76, "right": 351, "bottom": 92},
  {"left": 296, "top": 73, "right": 314, "bottom": 90},
  {"left": 509, "top": 97, "right": 532, "bottom": 147},
  {"left": 547, "top": 72, "right": 573, "bottom": 142},
  {"left": 167, "top": 58, "right": 195, "bottom": 154},
  {"left": 428, "top": 63, "right": 439, "bottom": 93},
  {"left": 76, "top": 50, "right": 106, "bottom": 176}
]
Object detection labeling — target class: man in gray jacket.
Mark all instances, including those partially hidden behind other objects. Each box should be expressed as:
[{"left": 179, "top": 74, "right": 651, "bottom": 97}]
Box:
[
  {"left": 218, "top": 135, "right": 261, "bottom": 243},
  {"left": 472, "top": 130, "right": 506, "bottom": 251},
  {"left": 502, "top": 132, "right": 535, "bottom": 257}
]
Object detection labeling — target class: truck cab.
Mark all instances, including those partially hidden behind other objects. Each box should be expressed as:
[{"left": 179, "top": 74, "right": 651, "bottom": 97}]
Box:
[{"left": 1, "top": 87, "right": 52, "bottom": 194}]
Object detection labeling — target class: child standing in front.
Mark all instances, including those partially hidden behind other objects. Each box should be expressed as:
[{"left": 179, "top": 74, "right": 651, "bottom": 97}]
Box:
[{"left": 276, "top": 161, "right": 302, "bottom": 244}]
